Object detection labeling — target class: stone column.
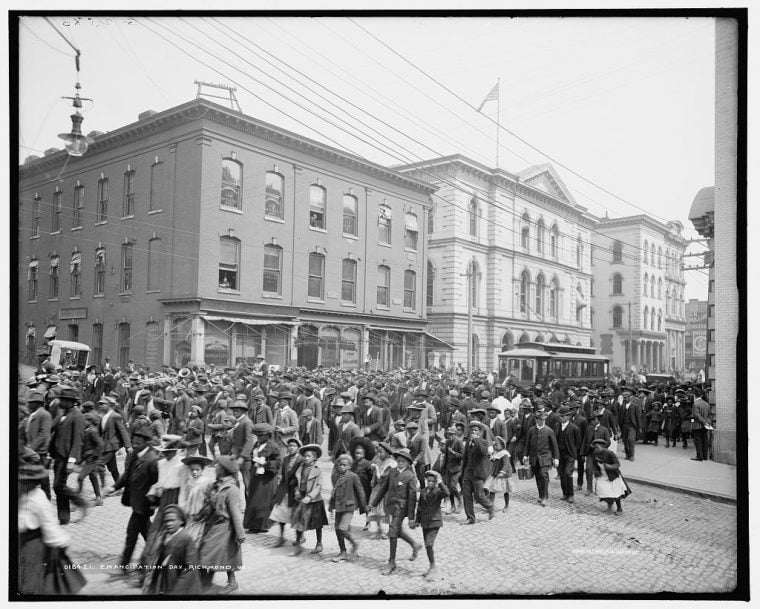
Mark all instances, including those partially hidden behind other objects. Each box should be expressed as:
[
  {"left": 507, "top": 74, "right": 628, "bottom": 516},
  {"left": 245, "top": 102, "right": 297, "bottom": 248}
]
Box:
[
  {"left": 190, "top": 315, "right": 205, "bottom": 366},
  {"left": 162, "top": 315, "right": 172, "bottom": 367},
  {"left": 289, "top": 324, "right": 298, "bottom": 367}
]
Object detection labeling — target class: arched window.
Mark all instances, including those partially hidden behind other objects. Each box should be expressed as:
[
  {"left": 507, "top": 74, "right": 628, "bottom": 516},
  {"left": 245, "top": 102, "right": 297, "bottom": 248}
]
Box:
[
  {"left": 612, "top": 240, "right": 623, "bottom": 263},
  {"left": 27, "top": 259, "right": 39, "bottom": 301},
  {"left": 469, "top": 198, "right": 479, "bottom": 237},
  {"left": 519, "top": 270, "right": 529, "bottom": 314},
  {"left": 94, "top": 247, "right": 105, "bottom": 296},
  {"left": 665, "top": 287, "right": 671, "bottom": 315},
  {"left": 643, "top": 273, "right": 649, "bottom": 296},
  {"left": 643, "top": 305, "right": 649, "bottom": 329},
  {"left": 650, "top": 275, "right": 656, "bottom": 299},
  {"left": 657, "top": 246, "right": 663, "bottom": 268},
  {"left": 518, "top": 331, "right": 530, "bottom": 344},
  {"left": 501, "top": 331, "right": 514, "bottom": 352},
  {"left": 70, "top": 251, "right": 82, "bottom": 297},
  {"left": 536, "top": 219, "right": 545, "bottom": 254},
  {"left": 550, "top": 277, "right": 559, "bottom": 318},
  {"left": 643, "top": 240, "right": 649, "bottom": 265},
  {"left": 550, "top": 223, "right": 559, "bottom": 258},
  {"left": 219, "top": 236, "right": 240, "bottom": 290},
  {"left": 49, "top": 255, "right": 60, "bottom": 299},
  {"left": 426, "top": 261, "right": 435, "bottom": 307},
  {"left": 651, "top": 244, "right": 656, "bottom": 267},
  {"left": 535, "top": 273, "right": 545, "bottom": 317},
  {"left": 657, "top": 310, "right": 663, "bottom": 331},
  {"left": 657, "top": 277, "right": 663, "bottom": 299},
  {"left": 342, "top": 193, "right": 358, "bottom": 236},
  {"left": 308, "top": 252, "right": 325, "bottom": 299},
  {"left": 265, "top": 171, "right": 284, "bottom": 218},
  {"left": 309, "top": 184, "right": 326, "bottom": 229},
  {"left": 612, "top": 305, "right": 623, "bottom": 328},
  {"left": 612, "top": 273, "right": 623, "bottom": 295},
  {"left": 549, "top": 334, "right": 559, "bottom": 343},
  {"left": 651, "top": 308, "right": 656, "bottom": 330},
  {"left": 468, "top": 260, "right": 481, "bottom": 309},
  {"left": 521, "top": 213, "right": 530, "bottom": 250},
  {"left": 535, "top": 333, "right": 545, "bottom": 343},
  {"left": 221, "top": 158, "right": 242, "bottom": 209}
]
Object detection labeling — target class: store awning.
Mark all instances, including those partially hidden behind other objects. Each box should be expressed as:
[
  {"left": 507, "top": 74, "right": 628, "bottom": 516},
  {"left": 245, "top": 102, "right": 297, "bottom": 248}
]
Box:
[
  {"left": 405, "top": 214, "right": 419, "bottom": 232},
  {"left": 202, "top": 315, "right": 297, "bottom": 327},
  {"left": 44, "top": 325, "right": 57, "bottom": 339},
  {"left": 423, "top": 331, "right": 454, "bottom": 351},
  {"left": 368, "top": 326, "right": 424, "bottom": 334}
]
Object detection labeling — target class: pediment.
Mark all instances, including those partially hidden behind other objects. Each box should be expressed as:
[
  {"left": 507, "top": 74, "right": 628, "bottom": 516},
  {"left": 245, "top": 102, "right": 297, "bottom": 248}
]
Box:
[{"left": 517, "top": 164, "right": 576, "bottom": 206}]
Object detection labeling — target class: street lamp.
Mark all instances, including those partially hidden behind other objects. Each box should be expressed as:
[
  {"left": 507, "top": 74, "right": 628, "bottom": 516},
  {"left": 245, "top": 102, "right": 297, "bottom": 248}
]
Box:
[{"left": 58, "top": 84, "right": 91, "bottom": 157}]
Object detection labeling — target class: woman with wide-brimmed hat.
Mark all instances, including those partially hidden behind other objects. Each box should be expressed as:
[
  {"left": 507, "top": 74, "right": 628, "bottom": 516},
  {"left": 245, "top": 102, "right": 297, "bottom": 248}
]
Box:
[
  {"left": 18, "top": 457, "right": 86, "bottom": 595},
  {"left": 178, "top": 454, "right": 214, "bottom": 544},
  {"left": 291, "top": 444, "right": 329, "bottom": 555},
  {"left": 243, "top": 423, "right": 282, "bottom": 533},
  {"left": 197, "top": 455, "right": 246, "bottom": 594},
  {"left": 368, "top": 441, "right": 396, "bottom": 539}
]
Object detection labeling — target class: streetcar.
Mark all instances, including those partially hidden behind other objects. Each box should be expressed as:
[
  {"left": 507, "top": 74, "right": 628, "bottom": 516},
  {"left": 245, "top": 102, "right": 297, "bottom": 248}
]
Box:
[{"left": 497, "top": 342, "right": 609, "bottom": 386}]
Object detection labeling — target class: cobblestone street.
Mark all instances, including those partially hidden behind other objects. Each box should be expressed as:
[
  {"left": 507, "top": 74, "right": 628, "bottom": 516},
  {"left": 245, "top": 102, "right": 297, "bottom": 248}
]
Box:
[{"left": 58, "top": 452, "right": 737, "bottom": 597}]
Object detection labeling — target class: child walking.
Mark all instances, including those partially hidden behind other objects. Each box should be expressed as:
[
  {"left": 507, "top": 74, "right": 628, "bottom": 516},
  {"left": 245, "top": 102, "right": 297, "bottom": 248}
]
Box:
[
  {"left": 410, "top": 470, "right": 449, "bottom": 580},
  {"left": 483, "top": 436, "right": 512, "bottom": 512},
  {"left": 292, "top": 444, "right": 329, "bottom": 555},
  {"left": 328, "top": 454, "right": 367, "bottom": 562}
]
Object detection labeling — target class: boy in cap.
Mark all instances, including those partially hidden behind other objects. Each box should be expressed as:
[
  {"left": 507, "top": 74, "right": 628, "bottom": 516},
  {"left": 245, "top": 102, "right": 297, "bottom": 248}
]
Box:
[
  {"left": 370, "top": 448, "right": 422, "bottom": 575},
  {"left": 328, "top": 454, "right": 367, "bottom": 562},
  {"left": 439, "top": 425, "right": 464, "bottom": 514},
  {"left": 78, "top": 411, "right": 105, "bottom": 506},
  {"left": 411, "top": 469, "right": 450, "bottom": 580}
]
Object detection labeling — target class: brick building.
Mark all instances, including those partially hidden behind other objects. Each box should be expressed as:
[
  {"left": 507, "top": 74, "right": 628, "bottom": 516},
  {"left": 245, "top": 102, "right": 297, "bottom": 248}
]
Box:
[
  {"left": 590, "top": 215, "right": 687, "bottom": 374},
  {"left": 18, "top": 98, "right": 448, "bottom": 371},
  {"left": 398, "top": 156, "right": 594, "bottom": 372}
]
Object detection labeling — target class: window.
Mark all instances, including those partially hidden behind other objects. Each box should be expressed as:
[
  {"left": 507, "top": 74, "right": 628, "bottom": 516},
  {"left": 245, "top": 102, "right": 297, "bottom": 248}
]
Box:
[
  {"left": 658, "top": 246, "right": 663, "bottom": 268},
  {"left": 612, "top": 305, "right": 623, "bottom": 328},
  {"left": 536, "top": 219, "right": 545, "bottom": 254},
  {"left": 612, "top": 240, "right": 623, "bottom": 263},
  {"left": 263, "top": 245, "right": 282, "bottom": 294},
  {"left": 651, "top": 308, "right": 656, "bottom": 330},
  {"left": 643, "top": 241, "right": 649, "bottom": 265},
  {"left": 377, "top": 265, "right": 390, "bottom": 306},
  {"left": 521, "top": 213, "right": 530, "bottom": 250},
  {"left": 73, "top": 185, "right": 84, "bottom": 228},
  {"left": 643, "top": 273, "right": 649, "bottom": 296},
  {"left": 550, "top": 224, "right": 559, "bottom": 258},
  {"left": 426, "top": 261, "right": 434, "bottom": 307},
  {"left": 535, "top": 273, "right": 545, "bottom": 317},
  {"left": 69, "top": 252, "right": 81, "bottom": 296},
  {"left": 68, "top": 324, "right": 79, "bottom": 342},
  {"left": 309, "top": 184, "right": 326, "bottom": 229},
  {"left": 94, "top": 248, "right": 106, "bottom": 296},
  {"left": 96, "top": 178, "right": 108, "bottom": 222},
  {"left": 666, "top": 287, "right": 671, "bottom": 314},
  {"left": 118, "top": 322, "right": 130, "bottom": 368},
  {"left": 404, "top": 270, "right": 416, "bottom": 309},
  {"left": 49, "top": 256, "right": 59, "bottom": 299},
  {"left": 469, "top": 199, "right": 479, "bottom": 237},
  {"left": 27, "top": 260, "right": 39, "bottom": 300},
  {"left": 550, "top": 277, "right": 559, "bottom": 318},
  {"left": 148, "top": 238, "right": 162, "bottom": 291},
  {"left": 651, "top": 244, "right": 656, "bottom": 267},
  {"left": 404, "top": 212, "right": 419, "bottom": 250},
  {"left": 221, "top": 158, "right": 242, "bottom": 209},
  {"left": 643, "top": 306, "right": 649, "bottom": 329},
  {"left": 576, "top": 237, "right": 583, "bottom": 268},
  {"left": 265, "top": 171, "right": 284, "bottom": 219},
  {"left": 650, "top": 275, "right": 656, "bottom": 298},
  {"left": 343, "top": 194, "right": 358, "bottom": 236},
  {"left": 150, "top": 160, "right": 164, "bottom": 212},
  {"left": 31, "top": 195, "right": 40, "bottom": 237},
  {"left": 341, "top": 258, "right": 357, "bottom": 303},
  {"left": 121, "top": 243, "right": 133, "bottom": 292},
  {"left": 519, "top": 270, "right": 529, "bottom": 314},
  {"left": 121, "top": 170, "right": 135, "bottom": 217},
  {"left": 92, "top": 323, "right": 103, "bottom": 368},
  {"left": 378, "top": 205, "right": 392, "bottom": 244},
  {"left": 308, "top": 253, "right": 325, "bottom": 299},
  {"left": 52, "top": 190, "right": 62, "bottom": 232},
  {"left": 219, "top": 237, "right": 240, "bottom": 290},
  {"left": 608, "top": 274, "right": 621, "bottom": 296},
  {"left": 590, "top": 278, "right": 595, "bottom": 297}
]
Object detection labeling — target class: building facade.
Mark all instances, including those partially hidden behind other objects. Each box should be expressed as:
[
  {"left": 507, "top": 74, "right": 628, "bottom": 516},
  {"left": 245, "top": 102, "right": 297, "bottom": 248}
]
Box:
[
  {"left": 590, "top": 215, "right": 687, "bottom": 374},
  {"left": 19, "top": 98, "right": 446, "bottom": 371},
  {"left": 398, "top": 156, "right": 595, "bottom": 373}
]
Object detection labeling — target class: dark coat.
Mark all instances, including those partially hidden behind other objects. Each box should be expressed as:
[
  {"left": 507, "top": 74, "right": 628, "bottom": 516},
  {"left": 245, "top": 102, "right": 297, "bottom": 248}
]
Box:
[
  {"left": 81, "top": 425, "right": 105, "bottom": 462},
  {"left": 272, "top": 452, "right": 303, "bottom": 507},
  {"left": 101, "top": 410, "right": 131, "bottom": 452},
  {"left": 115, "top": 447, "right": 160, "bottom": 515},
  {"left": 229, "top": 414, "right": 254, "bottom": 461},
  {"left": 592, "top": 447, "right": 621, "bottom": 481},
  {"left": 363, "top": 405, "right": 389, "bottom": 441},
  {"left": 461, "top": 437, "right": 490, "bottom": 481},
  {"left": 581, "top": 423, "right": 612, "bottom": 456},
  {"left": 142, "top": 529, "right": 200, "bottom": 595},
  {"left": 525, "top": 425, "right": 559, "bottom": 467},
  {"left": 618, "top": 400, "right": 643, "bottom": 431},
  {"left": 370, "top": 466, "right": 417, "bottom": 520},
  {"left": 299, "top": 416, "right": 323, "bottom": 446},
  {"left": 556, "top": 422, "right": 582, "bottom": 460},
  {"left": 329, "top": 470, "right": 367, "bottom": 513},
  {"left": 414, "top": 482, "right": 450, "bottom": 529},
  {"left": 50, "top": 407, "right": 85, "bottom": 463},
  {"left": 440, "top": 435, "right": 464, "bottom": 476},
  {"left": 25, "top": 407, "right": 52, "bottom": 454}
]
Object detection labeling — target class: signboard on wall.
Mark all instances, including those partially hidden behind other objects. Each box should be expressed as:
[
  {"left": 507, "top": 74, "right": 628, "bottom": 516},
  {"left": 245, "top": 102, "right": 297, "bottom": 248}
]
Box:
[{"left": 145, "top": 323, "right": 161, "bottom": 371}]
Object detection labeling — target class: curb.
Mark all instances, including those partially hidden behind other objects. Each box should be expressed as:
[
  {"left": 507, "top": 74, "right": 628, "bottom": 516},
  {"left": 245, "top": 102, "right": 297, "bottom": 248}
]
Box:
[{"left": 623, "top": 475, "right": 736, "bottom": 505}]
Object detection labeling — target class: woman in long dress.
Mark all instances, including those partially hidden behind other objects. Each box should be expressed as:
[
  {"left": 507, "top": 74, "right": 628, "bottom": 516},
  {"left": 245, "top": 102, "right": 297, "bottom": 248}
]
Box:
[
  {"left": 291, "top": 444, "right": 329, "bottom": 555},
  {"left": 243, "top": 424, "right": 281, "bottom": 533},
  {"left": 268, "top": 438, "right": 303, "bottom": 547},
  {"left": 197, "top": 456, "right": 246, "bottom": 594},
  {"left": 591, "top": 439, "right": 631, "bottom": 514},
  {"left": 178, "top": 455, "right": 214, "bottom": 545},
  {"left": 367, "top": 442, "right": 396, "bottom": 539}
]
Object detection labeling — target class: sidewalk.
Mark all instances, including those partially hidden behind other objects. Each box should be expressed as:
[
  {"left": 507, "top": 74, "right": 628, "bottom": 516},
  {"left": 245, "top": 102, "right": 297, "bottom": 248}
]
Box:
[{"left": 614, "top": 441, "right": 737, "bottom": 502}]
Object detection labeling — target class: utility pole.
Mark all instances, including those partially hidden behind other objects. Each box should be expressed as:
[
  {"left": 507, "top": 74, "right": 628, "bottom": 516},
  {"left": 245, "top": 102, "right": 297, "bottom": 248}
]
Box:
[
  {"left": 466, "top": 266, "right": 473, "bottom": 375},
  {"left": 627, "top": 301, "right": 633, "bottom": 372}
]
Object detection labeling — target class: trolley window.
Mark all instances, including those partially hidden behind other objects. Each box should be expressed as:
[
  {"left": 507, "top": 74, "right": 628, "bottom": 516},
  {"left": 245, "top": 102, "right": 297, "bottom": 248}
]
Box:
[{"left": 520, "top": 359, "right": 534, "bottom": 382}]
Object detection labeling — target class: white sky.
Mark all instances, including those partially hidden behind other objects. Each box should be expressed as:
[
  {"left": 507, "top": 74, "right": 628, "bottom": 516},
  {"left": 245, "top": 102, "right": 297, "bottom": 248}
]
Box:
[{"left": 18, "top": 15, "right": 716, "bottom": 299}]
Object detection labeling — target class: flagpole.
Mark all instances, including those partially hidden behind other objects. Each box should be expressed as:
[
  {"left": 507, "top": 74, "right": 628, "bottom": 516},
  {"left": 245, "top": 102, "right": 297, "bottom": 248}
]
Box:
[{"left": 496, "top": 77, "right": 500, "bottom": 168}]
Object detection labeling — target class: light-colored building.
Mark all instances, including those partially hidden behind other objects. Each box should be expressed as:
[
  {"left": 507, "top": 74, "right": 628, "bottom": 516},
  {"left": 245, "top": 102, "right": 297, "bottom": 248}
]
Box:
[
  {"left": 590, "top": 215, "right": 687, "bottom": 374},
  {"left": 398, "top": 155, "right": 595, "bottom": 373},
  {"left": 19, "top": 98, "right": 444, "bottom": 371}
]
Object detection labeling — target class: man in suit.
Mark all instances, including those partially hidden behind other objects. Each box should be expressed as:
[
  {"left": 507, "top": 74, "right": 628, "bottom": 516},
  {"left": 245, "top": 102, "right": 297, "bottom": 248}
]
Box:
[
  {"left": 523, "top": 409, "right": 560, "bottom": 506},
  {"left": 105, "top": 428, "right": 159, "bottom": 574},
  {"left": 334, "top": 405, "right": 361, "bottom": 460},
  {"left": 580, "top": 410, "right": 612, "bottom": 494},
  {"left": 360, "top": 393, "right": 388, "bottom": 442},
  {"left": 249, "top": 390, "right": 274, "bottom": 426},
  {"left": 514, "top": 400, "right": 536, "bottom": 464},
  {"left": 619, "top": 389, "right": 643, "bottom": 461},
  {"left": 171, "top": 384, "right": 193, "bottom": 435},
  {"left": 691, "top": 388, "right": 711, "bottom": 461},
  {"left": 569, "top": 402, "right": 588, "bottom": 491},
  {"left": 49, "top": 386, "right": 87, "bottom": 524},
  {"left": 25, "top": 389, "right": 53, "bottom": 499},
  {"left": 555, "top": 405, "right": 582, "bottom": 504},
  {"left": 300, "top": 384, "right": 322, "bottom": 424},
  {"left": 459, "top": 420, "right": 494, "bottom": 524},
  {"left": 97, "top": 395, "right": 132, "bottom": 487},
  {"left": 229, "top": 400, "right": 255, "bottom": 496},
  {"left": 486, "top": 404, "right": 508, "bottom": 444},
  {"left": 299, "top": 408, "right": 324, "bottom": 446}
]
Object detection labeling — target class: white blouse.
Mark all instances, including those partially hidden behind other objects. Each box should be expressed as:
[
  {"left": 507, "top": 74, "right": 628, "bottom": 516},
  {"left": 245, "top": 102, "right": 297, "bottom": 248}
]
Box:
[{"left": 18, "top": 487, "right": 70, "bottom": 548}]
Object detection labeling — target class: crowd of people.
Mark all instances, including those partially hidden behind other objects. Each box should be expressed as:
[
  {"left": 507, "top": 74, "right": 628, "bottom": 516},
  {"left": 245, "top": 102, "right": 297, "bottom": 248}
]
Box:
[{"left": 17, "top": 352, "right": 715, "bottom": 595}]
